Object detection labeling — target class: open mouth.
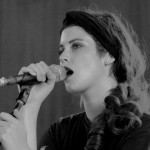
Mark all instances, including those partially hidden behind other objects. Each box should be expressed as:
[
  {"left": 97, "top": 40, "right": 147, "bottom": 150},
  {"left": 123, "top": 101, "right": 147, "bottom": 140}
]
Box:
[{"left": 64, "top": 67, "right": 74, "bottom": 78}]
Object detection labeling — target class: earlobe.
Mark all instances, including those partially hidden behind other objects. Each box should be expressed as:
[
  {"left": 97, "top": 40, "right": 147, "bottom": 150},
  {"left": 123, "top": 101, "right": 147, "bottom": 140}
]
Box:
[
  {"left": 103, "top": 53, "right": 115, "bottom": 66},
  {"left": 104, "top": 60, "right": 110, "bottom": 66}
]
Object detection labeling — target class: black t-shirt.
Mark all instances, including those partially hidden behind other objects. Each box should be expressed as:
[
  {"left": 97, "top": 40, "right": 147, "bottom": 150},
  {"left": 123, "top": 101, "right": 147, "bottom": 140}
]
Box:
[{"left": 39, "top": 112, "right": 150, "bottom": 150}]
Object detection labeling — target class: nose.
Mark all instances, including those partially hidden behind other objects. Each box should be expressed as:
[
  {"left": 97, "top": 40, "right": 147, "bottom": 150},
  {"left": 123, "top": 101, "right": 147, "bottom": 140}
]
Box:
[{"left": 59, "top": 53, "right": 70, "bottom": 65}]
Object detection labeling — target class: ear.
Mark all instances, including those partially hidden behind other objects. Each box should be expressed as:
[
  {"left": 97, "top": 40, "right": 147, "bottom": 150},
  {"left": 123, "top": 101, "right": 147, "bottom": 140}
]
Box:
[{"left": 102, "top": 52, "right": 115, "bottom": 66}]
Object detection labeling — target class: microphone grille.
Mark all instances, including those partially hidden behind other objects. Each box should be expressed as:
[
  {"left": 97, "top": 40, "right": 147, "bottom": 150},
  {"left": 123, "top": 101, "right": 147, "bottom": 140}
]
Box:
[{"left": 49, "top": 65, "right": 66, "bottom": 82}]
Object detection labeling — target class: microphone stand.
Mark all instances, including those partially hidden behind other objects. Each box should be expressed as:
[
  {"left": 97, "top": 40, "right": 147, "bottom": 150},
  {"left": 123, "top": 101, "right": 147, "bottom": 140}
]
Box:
[{"left": 11, "top": 84, "right": 33, "bottom": 115}]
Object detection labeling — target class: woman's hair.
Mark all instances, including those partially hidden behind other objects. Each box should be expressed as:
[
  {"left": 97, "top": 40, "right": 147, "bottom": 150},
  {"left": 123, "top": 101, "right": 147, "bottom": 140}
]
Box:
[{"left": 61, "top": 8, "right": 150, "bottom": 150}]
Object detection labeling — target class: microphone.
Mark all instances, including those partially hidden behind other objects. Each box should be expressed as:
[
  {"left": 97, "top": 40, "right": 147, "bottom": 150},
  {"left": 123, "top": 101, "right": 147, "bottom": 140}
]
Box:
[{"left": 0, "top": 64, "right": 66, "bottom": 86}]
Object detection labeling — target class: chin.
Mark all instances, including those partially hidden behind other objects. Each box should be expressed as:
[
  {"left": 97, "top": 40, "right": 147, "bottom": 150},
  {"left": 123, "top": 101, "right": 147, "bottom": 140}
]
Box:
[
  {"left": 65, "top": 83, "right": 83, "bottom": 95},
  {"left": 65, "top": 86, "right": 80, "bottom": 94}
]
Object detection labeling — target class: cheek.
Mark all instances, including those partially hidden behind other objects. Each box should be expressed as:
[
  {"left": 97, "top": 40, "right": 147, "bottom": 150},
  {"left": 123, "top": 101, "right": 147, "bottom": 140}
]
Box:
[
  {"left": 74, "top": 56, "right": 105, "bottom": 85},
  {"left": 75, "top": 53, "right": 104, "bottom": 77},
  {"left": 79, "top": 61, "right": 105, "bottom": 82}
]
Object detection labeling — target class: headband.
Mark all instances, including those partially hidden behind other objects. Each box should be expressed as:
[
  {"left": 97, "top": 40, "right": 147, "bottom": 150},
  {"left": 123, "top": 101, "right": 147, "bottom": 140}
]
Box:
[{"left": 62, "top": 11, "right": 121, "bottom": 60}]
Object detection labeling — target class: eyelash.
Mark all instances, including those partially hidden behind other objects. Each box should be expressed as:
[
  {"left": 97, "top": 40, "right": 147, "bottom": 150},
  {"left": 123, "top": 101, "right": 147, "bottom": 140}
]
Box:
[
  {"left": 58, "top": 49, "right": 64, "bottom": 55},
  {"left": 72, "top": 43, "right": 82, "bottom": 49},
  {"left": 58, "top": 43, "right": 82, "bottom": 55}
]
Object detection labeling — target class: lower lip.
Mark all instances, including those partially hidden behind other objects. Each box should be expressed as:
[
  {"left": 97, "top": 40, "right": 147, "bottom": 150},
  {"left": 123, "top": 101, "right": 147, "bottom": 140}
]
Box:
[{"left": 65, "top": 74, "right": 73, "bottom": 80}]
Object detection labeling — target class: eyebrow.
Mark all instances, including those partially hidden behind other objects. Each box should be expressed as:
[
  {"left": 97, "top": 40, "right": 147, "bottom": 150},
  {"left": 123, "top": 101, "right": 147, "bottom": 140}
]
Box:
[{"left": 59, "top": 38, "right": 84, "bottom": 47}]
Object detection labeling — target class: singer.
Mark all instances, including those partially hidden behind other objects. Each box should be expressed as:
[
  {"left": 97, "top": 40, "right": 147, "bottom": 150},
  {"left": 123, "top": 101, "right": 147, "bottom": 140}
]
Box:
[{"left": 0, "top": 7, "right": 150, "bottom": 150}]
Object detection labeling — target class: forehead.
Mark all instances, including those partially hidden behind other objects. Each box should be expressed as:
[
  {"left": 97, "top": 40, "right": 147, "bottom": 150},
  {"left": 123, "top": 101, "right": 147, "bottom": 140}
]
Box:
[{"left": 60, "top": 26, "right": 95, "bottom": 44}]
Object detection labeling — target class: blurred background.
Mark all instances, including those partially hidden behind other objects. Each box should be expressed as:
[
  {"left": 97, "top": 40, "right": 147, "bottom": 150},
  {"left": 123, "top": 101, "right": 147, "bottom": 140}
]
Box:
[{"left": 0, "top": 0, "right": 150, "bottom": 146}]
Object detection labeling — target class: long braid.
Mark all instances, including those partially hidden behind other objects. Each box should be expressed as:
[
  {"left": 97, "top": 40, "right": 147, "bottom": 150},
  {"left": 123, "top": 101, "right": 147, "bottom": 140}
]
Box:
[
  {"left": 105, "top": 85, "right": 142, "bottom": 135},
  {"left": 85, "top": 85, "right": 143, "bottom": 150}
]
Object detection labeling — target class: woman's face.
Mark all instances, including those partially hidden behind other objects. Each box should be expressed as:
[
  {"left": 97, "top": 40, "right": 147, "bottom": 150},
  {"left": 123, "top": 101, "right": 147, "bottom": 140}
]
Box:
[{"left": 59, "top": 26, "right": 108, "bottom": 94}]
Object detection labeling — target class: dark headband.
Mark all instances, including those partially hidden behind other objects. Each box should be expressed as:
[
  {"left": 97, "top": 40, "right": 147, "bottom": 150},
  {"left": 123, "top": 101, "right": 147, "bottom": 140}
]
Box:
[{"left": 62, "top": 11, "right": 121, "bottom": 60}]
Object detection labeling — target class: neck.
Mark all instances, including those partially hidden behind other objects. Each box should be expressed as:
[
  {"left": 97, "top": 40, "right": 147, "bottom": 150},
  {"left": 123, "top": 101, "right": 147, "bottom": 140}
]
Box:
[{"left": 81, "top": 76, "right": 117, "bottom": 122}]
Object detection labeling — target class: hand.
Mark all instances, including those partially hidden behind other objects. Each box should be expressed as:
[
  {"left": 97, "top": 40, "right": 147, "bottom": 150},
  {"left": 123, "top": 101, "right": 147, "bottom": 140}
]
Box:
[
  {"left": 18, "top": 61, "right": 56, "bottom": 105},
  {"left": 0, "top": 112, "right": 30, "bottom": 150}
]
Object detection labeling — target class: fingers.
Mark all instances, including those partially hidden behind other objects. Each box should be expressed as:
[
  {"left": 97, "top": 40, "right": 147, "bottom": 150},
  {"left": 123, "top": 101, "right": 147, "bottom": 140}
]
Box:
[
  {"left": 46, "top": 69, "right": 57, "bottom": 84},
  {"left": 0, "top": 119, "right": 10, "bottom": 141},
  {"left": 0, "top": 121, "right": 9, "bottom": 127},
  {"left": 0, "top": 121, "right": 10, "bottom": 135},
  {"left": 17, "top": 61, "right": 56, "bottom": 103},
  {"left": 0, "top": 112, "right": 17, "bottom": 123},
  {"left": 19, "top": 61, "right": 50, "bottom": 82}
]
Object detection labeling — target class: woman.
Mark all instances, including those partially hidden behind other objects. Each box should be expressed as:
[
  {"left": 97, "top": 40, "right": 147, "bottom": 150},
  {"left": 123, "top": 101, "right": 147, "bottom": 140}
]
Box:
[{"left": 0, "top": 9, "right": 150, "bottom": 150}]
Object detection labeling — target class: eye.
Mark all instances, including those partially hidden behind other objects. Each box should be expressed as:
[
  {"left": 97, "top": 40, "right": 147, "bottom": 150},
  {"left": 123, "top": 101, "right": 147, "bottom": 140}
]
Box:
[
  {"left": 58, "top": 46, "right": 64, "bottom": 55},
  {"left": 72, "top": 43, "right": 82, "bottom": 49}
]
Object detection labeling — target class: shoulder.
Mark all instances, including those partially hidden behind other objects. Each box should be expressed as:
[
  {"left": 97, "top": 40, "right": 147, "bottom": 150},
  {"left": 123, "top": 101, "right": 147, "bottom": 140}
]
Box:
[
  {"left": 141, "top": 112, "right": 150, "bottom": 128},
  {"left": 133, "top": 113, "right": 150, "bottom": 137},
  {"left": 133, "top": 113, "right": 150, "bottom": 135},
  {"left": 116, "top": 113, "right": 150, "bottom": 150},
  {"left": 123, "top": 112, "right": 150, "bottom": 136}
]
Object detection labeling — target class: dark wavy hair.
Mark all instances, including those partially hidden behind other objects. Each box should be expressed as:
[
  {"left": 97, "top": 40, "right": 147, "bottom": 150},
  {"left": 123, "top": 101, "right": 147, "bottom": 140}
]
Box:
[{"left": 61, "top": 8, "right": 150, "bottom": 150}]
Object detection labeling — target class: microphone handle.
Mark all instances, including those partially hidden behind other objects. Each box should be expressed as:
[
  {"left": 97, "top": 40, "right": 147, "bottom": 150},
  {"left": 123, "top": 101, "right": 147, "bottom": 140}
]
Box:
[
  {"left": 9, "top": 74, "right": 38, "bottom": 85},
  {"left": 0, "top": 74, "right": 38, "bottom": 86}
]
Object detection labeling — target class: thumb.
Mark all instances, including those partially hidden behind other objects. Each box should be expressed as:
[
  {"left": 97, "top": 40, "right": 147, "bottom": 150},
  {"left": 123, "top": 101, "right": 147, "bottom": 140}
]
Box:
[
  {"left": 13, "top": 109, "right": 22, "bottom": 120},
  {"left": 46, "top": 69, "right": 56, "bottom": 84}
]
